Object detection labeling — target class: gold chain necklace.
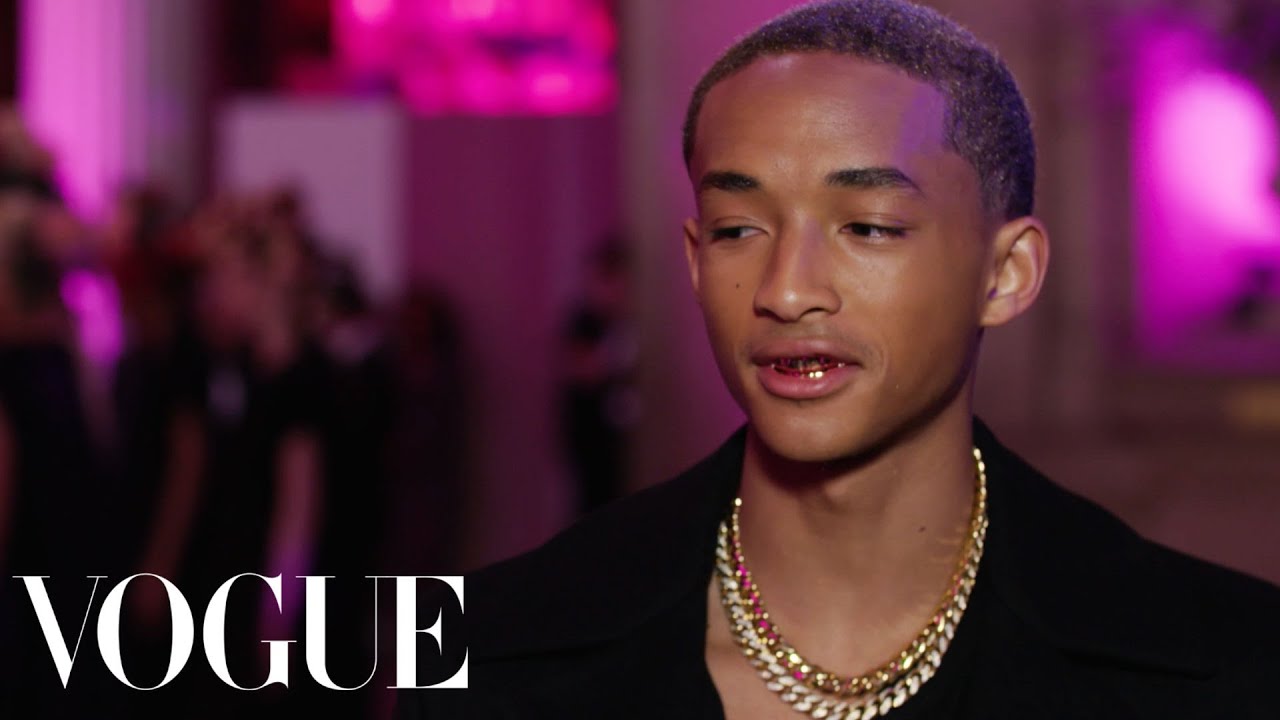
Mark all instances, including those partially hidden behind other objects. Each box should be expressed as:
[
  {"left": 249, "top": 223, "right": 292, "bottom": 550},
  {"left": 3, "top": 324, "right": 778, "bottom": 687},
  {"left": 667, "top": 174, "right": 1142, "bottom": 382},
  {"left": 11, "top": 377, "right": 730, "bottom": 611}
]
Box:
[{"left": 714, "top": 447, "right": 988, "bottom": 719}]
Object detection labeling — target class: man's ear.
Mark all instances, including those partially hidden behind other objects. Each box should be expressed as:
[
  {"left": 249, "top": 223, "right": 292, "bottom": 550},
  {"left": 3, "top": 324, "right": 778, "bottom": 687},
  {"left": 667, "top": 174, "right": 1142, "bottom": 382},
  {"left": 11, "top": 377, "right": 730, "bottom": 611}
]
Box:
[
  {"left": 980, "top": 216, "right": 1049, "bottom": 328},
  {"left": 683, "top": 217, "right": 702, "bottom": 300}
]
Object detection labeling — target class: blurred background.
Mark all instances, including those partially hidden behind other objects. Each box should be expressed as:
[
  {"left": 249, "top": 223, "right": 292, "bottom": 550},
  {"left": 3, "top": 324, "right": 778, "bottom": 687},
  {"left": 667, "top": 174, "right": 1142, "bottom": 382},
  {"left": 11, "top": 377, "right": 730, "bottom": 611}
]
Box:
[{"left": 0, "top": 0, "right": 1276, "bottom": 717}]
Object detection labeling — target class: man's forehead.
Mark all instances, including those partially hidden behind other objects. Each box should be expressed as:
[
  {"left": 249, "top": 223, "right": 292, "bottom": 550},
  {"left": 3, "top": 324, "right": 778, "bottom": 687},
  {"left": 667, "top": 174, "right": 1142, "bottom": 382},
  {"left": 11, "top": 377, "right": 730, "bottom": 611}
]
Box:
[
  {"left": 690, "top": 52, "right": 950, "bottom": 177},
  {"left": 704, "top": 52, "right": 942, "bottom": 109}
]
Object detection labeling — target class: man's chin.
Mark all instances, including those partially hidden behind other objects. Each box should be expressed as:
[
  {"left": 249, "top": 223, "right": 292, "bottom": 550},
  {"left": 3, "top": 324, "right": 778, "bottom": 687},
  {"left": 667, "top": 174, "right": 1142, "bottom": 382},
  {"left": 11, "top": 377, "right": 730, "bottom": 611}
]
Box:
[{"left": 747, "top": 414, "right": 872, "bottom": 465}]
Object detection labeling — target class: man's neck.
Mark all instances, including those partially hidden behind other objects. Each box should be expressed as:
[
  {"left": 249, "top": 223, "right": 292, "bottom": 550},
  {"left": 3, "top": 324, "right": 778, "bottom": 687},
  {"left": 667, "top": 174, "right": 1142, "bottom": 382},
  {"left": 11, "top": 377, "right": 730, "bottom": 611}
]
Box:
[{"left": 730, "top": 404, "right": 978, "bottom": 672}]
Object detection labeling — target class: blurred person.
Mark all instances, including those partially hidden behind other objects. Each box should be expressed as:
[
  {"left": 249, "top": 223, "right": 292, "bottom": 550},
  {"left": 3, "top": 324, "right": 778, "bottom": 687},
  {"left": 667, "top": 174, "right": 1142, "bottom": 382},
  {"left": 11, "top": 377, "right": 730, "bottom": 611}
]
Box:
[
  {"left": 1227, "top": 264, "right": 1280, "bottom": 333},
  {"left": 386, "top": 285, "right": 467, "bottom": 575},
  {"left": 0, "top": 222, "right": 110, "bottom": 718},
  {"left": 104, "top": 184, "right": 202, "bottom": 576},
  {"left": 100, "top": 185, "right": 214, "bottom": 719},
  {"left": 0, "top": 105, "right": 59, "bottom": 203},
  {"left": 310, "top": 260, "right": 393, "bottom": 592},
  {"left": 560, "top": 238, "right": 639, "bottom": 513},
  {"left": 123, "top": 196, "right": 327, "bottom": 719},
  {"left": 375, "top": 283, "right": 467, "bottom": 717},
  {"left": 288, "top": 258, "right": 395, "bottom": 719},
  {"left": 0, "top": 219, "right": 100, "bottom": 574},
  {"left": 397, "top": 1, "right": 1280, "bottom": 718},
  {"left": 0, "top": 143, "right": 114, "bottom": 715}
]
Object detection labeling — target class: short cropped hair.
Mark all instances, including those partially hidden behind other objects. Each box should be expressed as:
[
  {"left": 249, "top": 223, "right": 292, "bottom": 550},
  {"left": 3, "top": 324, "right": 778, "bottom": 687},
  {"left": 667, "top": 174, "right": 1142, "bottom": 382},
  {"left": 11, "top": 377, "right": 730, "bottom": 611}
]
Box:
[{"left": 682, "top": 0, "right": 1035, "bottom": 220}]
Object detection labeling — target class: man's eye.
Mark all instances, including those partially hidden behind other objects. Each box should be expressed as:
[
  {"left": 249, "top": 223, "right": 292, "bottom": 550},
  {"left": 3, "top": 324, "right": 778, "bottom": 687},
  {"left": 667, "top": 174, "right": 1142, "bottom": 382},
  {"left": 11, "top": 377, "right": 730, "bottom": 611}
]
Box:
[
  {"left": 846, "top": 223, "right": 905, "bottom": 240},
  {"left": 710, "top": 226, "right": 759, "bottom": 241}
]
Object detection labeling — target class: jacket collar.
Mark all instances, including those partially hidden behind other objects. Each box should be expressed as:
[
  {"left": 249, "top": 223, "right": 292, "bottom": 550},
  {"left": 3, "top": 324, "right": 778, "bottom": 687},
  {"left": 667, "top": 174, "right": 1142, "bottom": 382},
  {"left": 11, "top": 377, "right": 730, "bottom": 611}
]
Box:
[{"left": 471, "top": 419, "right": 1218, "bottom": 678}]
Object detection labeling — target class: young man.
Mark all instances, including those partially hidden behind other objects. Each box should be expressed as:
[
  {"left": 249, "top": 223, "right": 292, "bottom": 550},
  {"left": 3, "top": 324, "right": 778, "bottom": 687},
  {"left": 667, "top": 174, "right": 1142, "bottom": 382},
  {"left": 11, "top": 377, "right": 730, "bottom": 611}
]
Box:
[{"left": 398, "top": 1, "right": 1280, "bottom": 717}]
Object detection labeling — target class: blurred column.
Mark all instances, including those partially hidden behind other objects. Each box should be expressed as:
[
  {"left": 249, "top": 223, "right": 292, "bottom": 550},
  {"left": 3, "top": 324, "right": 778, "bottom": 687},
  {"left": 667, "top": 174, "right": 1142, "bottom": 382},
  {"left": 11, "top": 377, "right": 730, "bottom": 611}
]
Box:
[
  {"left": 18, "top": 0, "right": 208, "bottom": 219},
  {"left": 620, "top": 0, "right": 796, "bottom": 489},
  {"left": 0, "top": 1, "right": 15, "bottom": 99},
  {"left": 405, "top": 115, "right": 619, "bottom": 565},
  {"left": 931, "top": 0, "right": 1108, "bottom": 433}
]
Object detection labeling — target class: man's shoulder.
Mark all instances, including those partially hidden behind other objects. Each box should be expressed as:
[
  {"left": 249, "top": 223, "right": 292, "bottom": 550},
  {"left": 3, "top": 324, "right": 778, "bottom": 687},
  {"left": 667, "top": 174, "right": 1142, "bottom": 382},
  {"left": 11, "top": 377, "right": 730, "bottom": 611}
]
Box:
[
  {"left": 463, "top": 421, "right": 1280, "bottom": 676},
  {"left": 468, "top": 465, "right": 705, "bottom": 594},
  {"left": 1011, "top": 469, "right": 1280, "bottom": 715},
  {"left": 978, "top": 423, "right": 1280, "bottom": 682}
]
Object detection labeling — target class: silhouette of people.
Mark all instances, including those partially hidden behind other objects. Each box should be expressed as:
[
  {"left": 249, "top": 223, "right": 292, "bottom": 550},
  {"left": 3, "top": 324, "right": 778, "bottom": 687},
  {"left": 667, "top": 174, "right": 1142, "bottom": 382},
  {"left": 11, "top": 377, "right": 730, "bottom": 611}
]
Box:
[{"left": 560, "top": 239, "right": 638, "bottom": 514}]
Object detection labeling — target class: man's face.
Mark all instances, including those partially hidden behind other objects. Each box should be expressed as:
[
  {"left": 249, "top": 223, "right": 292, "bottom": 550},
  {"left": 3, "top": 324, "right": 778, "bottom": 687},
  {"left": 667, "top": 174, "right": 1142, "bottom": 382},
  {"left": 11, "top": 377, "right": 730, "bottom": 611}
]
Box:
[{"left": 685, "top": 52, "right": 994, "bottom": 462}]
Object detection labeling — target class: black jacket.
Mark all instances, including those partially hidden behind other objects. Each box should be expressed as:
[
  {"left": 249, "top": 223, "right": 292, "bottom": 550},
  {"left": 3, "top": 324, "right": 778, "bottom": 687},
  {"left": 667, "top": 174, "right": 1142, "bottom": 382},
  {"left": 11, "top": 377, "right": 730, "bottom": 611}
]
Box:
[{"left": 397, "top": 420, "right": 1280, "bottom": 718}]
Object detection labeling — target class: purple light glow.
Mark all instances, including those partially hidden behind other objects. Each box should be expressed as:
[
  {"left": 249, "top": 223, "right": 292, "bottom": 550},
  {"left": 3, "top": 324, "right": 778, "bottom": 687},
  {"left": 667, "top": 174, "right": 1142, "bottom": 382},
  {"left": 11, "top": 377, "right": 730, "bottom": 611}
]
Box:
[
  {"left": 59, "top": 269, "right": 124, "bottom": 368},
  {"left": 448, "top": 0, "right": 498, "bottom": 21},
  {"left": 333, "top": 0, "right": 616, "bottom": 115},
  {"left": 1132, "top": 22, "right": 1280, "bottom": 366},
  {"left": 19, "top": 0, "right": 126, "bottom": 221},
  {"left": 353, "top": 0, "right": 396, "bottom": 23},
  {"left": 1148, "top": 71, "right": 1278, "bottom": 238}
]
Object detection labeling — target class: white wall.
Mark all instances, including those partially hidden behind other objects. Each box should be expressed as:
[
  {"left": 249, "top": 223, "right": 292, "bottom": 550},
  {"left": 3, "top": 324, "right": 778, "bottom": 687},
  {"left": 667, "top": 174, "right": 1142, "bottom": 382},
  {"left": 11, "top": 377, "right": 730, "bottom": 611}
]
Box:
[{"left": 218, "top": 99, "right": 408, "bottom": 303}]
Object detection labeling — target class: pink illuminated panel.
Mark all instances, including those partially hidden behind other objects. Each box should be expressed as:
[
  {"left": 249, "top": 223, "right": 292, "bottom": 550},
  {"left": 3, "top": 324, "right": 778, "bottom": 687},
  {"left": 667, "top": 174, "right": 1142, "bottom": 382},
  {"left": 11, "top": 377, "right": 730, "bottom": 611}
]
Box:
[
  {"left": 1132, "top": 22, "right": 1280, "bottom": 368},
  {"left": 333, "top": 0, "right": 617, "bottom": 115},
  {"left": 60, "top": 269, "right": 124, "bottom": 367}
]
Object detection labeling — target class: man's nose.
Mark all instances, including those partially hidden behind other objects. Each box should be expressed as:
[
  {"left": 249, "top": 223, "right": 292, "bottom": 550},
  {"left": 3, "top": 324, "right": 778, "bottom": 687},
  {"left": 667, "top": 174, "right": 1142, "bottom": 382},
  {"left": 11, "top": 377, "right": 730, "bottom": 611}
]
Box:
[{"left": 752, "top": 222, "right": 841, "bottom": 322}]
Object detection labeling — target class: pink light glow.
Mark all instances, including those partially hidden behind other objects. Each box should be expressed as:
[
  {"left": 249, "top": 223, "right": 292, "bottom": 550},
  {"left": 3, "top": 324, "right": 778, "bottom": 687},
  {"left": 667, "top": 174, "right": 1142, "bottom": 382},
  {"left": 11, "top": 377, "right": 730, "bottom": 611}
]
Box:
[
  {"left": 353, "top": 0, "right": 395, "bottom": 23},
  {"left": 452, "top": 58, "right": 518, "bottom": 114},
  {"left": 19, "top": 0, "right": 125, "bottom": 220},
  {"left": 576, "top": 2, "right": 616, "bottom": 55},
  {"left": 520, "top": 58, "right": 614, "bottom": 115},
  {"left": 1133, "top": 22, "right": 1280, "bottom": 366},
  {"left": 449, "top": 0, "right": 498, "bottom": 21},
  {"left": 531, "top": 69, "right": 572, "bottom": 99},
  {"left": 334, "top": 0, "right": 616, "bottom": 115},
  {"left": 59, "top": 269, "right": 124, "bottom": 367},
  {"left": 334, "top": 0, "right": 397, "bottom": 77},
  {"left": 1149, "top": 71, "right": 1279, "bottom": 238},
  {"left": 525, "top": 0, "right": 575, "bottom": 32}
]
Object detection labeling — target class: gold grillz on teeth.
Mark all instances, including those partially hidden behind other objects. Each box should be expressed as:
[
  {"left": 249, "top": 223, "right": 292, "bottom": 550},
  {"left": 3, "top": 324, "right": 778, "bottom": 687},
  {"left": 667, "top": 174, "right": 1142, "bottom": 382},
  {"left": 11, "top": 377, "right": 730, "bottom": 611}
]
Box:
[{"left": 773, "top": 356, "right": 845, "bottom": 377}]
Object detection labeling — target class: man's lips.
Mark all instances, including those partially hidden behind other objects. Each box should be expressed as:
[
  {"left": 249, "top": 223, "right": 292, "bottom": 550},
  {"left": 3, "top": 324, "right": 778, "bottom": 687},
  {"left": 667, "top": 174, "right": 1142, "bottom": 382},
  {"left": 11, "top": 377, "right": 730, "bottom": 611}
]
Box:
[
  {"left": 749, "top": 339, "right": 860, "bottom": 371},
  {"left": 749, "top": 340, "right": 862, "bottom": 399}
]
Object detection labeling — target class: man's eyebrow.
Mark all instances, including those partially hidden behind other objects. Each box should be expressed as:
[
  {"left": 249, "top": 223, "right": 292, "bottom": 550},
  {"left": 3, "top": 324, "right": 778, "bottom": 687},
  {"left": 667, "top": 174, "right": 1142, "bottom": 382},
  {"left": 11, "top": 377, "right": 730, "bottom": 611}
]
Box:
[
  {"left": 825, "top": 167, "right": 923, "bottom": 195},
  {"left": 698, "top": 170, "right": 760, "bottom": 194}
]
